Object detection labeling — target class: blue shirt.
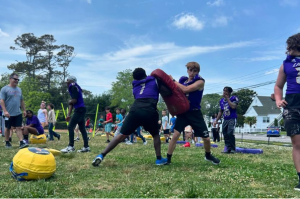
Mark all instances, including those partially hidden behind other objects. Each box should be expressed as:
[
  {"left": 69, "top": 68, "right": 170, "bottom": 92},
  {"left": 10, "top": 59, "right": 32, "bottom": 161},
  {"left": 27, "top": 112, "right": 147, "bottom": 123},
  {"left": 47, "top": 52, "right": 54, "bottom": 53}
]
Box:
[
  {"left": 170, "top": 117, "right": 176, "bottom": 127},
  {"left": 116, "top": 113, "right": 123, "bottom": 127}
]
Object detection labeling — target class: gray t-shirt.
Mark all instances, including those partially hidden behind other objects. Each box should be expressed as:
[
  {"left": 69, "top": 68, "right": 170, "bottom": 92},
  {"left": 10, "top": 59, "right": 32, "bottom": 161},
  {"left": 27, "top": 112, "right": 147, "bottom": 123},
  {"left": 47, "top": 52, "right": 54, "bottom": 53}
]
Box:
[
  {"left": 0, "top": 85, "right": 23, "bottom": 116},
  {"left": 162, "top": 115, "right": 170, "bottom": 130}
]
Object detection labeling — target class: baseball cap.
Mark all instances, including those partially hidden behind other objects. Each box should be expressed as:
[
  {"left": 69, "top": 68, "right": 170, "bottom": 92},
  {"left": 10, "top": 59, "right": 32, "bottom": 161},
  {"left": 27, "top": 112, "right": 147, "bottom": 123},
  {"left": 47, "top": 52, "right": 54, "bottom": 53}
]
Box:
[{"left": 67, "top": 76, "right": 77, "bottom": 83}]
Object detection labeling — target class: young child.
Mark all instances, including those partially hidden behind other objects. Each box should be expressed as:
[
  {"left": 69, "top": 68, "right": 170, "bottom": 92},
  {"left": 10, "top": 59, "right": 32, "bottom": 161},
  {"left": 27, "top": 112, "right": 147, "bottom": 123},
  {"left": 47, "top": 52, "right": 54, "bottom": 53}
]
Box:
[
  {"left": 161, "top": 110, "right": 170, "bottom": 143},
  {"left": 95, "top": 115, "right": 104, "bottom": 135},
  {"left": 104, "top": 107, "right": 113, "bottom": 143}
]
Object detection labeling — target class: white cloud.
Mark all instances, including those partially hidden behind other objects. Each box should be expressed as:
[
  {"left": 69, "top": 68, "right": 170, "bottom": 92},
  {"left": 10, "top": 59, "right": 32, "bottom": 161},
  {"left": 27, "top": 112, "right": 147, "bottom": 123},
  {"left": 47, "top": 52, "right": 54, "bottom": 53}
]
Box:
[
  {"left": 172, "top": 13, "right": 204, "bottom": 31},
  {"left": 76, "top": 40, "right": 258, "bottom": 73},
  {"left": 234, "top": 56, "right": 281, "bottom": 62},
  {"left": 0, "top": 29, "right": 9, "bottom": 37},
  {"left": 207, "top": 0, "right": 224, "bottom": 6},
  {"left": 265, "top": 68, "right": 279, "bottom": 75},
  {"left": 212, "top": 16, "right": 228, "bottom": 27},
  {"left": 86, "top": 0, "right": 92, "bottom": 4},
  {"left": 280, "top": 0, "right": 298, "bottom": 6}
]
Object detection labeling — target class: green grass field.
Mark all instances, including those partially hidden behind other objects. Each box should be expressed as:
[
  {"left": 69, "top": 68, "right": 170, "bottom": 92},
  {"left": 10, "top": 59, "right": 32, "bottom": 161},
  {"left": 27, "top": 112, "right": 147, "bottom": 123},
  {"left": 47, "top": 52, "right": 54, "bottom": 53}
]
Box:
[{"left": 0, "top": 132, "right": 299, "bottom": 198}]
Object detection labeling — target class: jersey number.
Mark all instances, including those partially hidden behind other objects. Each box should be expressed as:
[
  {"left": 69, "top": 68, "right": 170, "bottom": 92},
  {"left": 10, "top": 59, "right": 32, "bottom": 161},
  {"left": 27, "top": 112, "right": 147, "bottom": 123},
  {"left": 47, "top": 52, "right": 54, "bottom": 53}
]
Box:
[
  {"left": 296, "top": 67, "right": 300, "bottom": 84},
  {"left": 140, "top": 83, "right": 146, "bottom": 94}
]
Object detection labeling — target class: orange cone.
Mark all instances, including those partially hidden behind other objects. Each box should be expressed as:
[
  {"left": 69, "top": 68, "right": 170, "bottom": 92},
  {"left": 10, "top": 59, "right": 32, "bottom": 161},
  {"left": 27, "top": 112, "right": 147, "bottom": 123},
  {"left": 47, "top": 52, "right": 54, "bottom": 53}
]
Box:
[
  {"left": 183, "top": 142, "right": 190, "bottom": 147},
  {"left": 89, "top": 129, "right": 93, "bottom": 133}
]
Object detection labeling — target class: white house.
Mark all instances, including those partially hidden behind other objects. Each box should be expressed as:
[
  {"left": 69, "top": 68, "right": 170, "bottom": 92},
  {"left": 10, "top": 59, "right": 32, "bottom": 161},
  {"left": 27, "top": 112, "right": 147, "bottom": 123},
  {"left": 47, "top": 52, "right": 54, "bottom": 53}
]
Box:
[{"left": 243, "top": 96, "right": 282, "bottom": 129}]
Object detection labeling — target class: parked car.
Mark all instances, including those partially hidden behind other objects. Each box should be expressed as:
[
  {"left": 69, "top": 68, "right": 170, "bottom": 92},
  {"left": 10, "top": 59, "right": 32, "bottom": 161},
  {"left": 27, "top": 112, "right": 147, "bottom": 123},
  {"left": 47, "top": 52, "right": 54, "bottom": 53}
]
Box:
[{"left": 267, "top": 126, "right": 280, "bottom": 137}]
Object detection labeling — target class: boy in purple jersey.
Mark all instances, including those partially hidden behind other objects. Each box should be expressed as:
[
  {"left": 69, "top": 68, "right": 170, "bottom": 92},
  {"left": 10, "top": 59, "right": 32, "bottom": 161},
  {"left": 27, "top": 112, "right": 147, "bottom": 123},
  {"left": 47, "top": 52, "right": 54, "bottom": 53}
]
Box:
[
  {"left": 92, "top": 68, "right": 168, "bottom": 166},
  {"left": 214, "top": 86, "right": 238, "bottom": 153},
  {"left": 60, "top": 76, "right": 90, "bottom": 153},
  {"left": 167, "top": 62, "right": 220, "bottom": 165},
  {"left": 275, "top": 33, "right": 300, "bottom": 191}
]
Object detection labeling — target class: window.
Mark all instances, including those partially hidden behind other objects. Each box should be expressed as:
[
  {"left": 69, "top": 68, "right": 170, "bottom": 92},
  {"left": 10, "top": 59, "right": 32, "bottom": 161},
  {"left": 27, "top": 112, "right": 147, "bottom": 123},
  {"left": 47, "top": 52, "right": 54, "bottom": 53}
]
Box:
[{"left": 263, "top": 117, "right": 270, "bottom": 123}]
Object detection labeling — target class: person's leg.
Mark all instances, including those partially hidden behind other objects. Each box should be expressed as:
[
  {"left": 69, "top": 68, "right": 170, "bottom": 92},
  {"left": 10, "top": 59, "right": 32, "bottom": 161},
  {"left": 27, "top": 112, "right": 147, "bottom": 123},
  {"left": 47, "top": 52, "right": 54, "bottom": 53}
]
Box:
[
  {"left": 78, "top": 118, "right": 89, "bottom": 148},
  {"left": 137, "top": 127, "right": 146, "bottom": 142},
  {"left": 222, "top": 120, "right": 230, "bottom": 151},
  {"left": 23, "top": 126, "right": 39, "bottom": 135},
  {"left": 67, "top": 113, "right": 80, "bottom": 147},
  {"left": 92, "top": 111, "right": 139, "bottom": 166},
  {"left": 48, "top": 123, "right": 54, "bottom": 140},
  {"left": 216, "top": 129, "right": 220, "bottom": 142},
  {"left": 227, "top": 119, "right": 236, "bottom": 151},
  {"left": 292, "top": 135, "right": 300, "bottom": 189}
]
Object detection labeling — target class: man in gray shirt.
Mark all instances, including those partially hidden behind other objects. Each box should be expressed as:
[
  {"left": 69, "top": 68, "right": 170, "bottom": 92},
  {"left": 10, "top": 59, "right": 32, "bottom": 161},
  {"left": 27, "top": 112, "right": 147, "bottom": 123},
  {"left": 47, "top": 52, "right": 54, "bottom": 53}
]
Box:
[{"left": 0, "top": 73, "right": 28, "bottom": 148}]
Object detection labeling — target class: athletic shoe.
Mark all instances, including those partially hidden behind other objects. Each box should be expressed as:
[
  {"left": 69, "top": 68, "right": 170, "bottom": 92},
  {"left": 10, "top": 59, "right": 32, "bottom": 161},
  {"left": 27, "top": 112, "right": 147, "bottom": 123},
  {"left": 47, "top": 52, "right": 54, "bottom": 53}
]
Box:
[
  {"left": 61, "top": 146, "right": 75, "bottom": 153},
  {"left": 57, "top": 134, "right": 61, "bottom": 140},
  {"left": 125, "top": 141, "right": 132, "bottom": 145},
  {"left": 88, "top": 137, "right": 91, "bottom": 140},
  {"left": 105, "top": 140, "right": 110, "bottom": 143},
  {"left": 77, "top": 147, "right": 91, "bottom": 153},
  {"left": 143, "top": 141, "right": 147, "bottom": 145},
  {"left": 5, "top": 142, "right": 12, "bottom": 148},
  {"left": 155, "top": 158, "right": 168, "bottom": 165},
  {"left": 294, "top": 182, "right": 300, "bottom": 191},
  {"left": 92, "top": 154, "right": 104, "bottom": 167},
  {"left": 19, "top": 142, "right": 29, "bottom": 149},
  {"left": 230, "top": 150, "right": 236, "bottom": 154},
  {"left": 74, "top": 137, "right": 80, "bottom": 141},
  {"left": 222, "top": 149, "right": 231, "bottom": 154},
  {"left": 23, "top": 139, "right": 29, "bottom": 145},
  {"left": 205, "top": 154, "right": 220, "bottom": 165}
]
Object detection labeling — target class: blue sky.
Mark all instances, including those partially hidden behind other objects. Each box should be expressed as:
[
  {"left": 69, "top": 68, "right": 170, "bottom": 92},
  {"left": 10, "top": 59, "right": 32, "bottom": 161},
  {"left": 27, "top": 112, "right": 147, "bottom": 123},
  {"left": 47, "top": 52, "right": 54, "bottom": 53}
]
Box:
[{"left": 0, "top": 0, "right": 299, "bottom": 96}]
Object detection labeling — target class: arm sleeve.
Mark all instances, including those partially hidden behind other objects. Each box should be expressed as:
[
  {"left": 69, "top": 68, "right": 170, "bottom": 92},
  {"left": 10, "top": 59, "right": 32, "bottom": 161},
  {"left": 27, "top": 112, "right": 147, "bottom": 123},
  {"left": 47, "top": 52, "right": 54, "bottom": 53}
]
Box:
[
  {"left": 0, "top": 88, "right": 6, "bottom": 100},
  {"left": 70, "top": 86, "right": 79, "bottom": 99}
]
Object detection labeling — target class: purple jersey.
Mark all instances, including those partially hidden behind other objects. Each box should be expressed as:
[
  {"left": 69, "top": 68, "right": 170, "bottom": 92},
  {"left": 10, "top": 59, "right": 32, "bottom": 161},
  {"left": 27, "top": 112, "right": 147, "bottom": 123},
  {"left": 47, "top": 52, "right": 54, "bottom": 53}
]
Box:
[
  {"left": 219, "top": 96, "right": 238, "bottom": 120},
  {"left": 68, "top": 83, "right": 85, "bottom": 109},
  {"left": 284, "top": 55, "right": 300, "bottom": 94},
  {"left": 283, "top": 55, "right": 300, "bottom": 108},
  {"left": 179, "top": 74, "right": 204, "bottom": 111},
  {"left": 132, "top": 76, "right": 159, "bottom": 100},
  {"left": 26, "top": 115, "right": 44, "bottom": 134}
]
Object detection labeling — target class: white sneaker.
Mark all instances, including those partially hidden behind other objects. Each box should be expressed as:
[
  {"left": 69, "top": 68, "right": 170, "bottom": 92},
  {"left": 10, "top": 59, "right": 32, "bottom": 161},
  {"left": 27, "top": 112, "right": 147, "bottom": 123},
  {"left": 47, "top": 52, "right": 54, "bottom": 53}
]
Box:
[
  {"left": 125, "top": 141, "right": 132, "bottom": 145},
  {"left": 192, "top": 140, "right": 195, "bottom": 144},
  {"left": 77, "top": 147, "right": 91, "bottom": 153},
  {"left": 61, "top": 146, "right": 75, "bottom": 153},
  {"left": 143, "top": 141, "right": 147, "bottom": 145}
]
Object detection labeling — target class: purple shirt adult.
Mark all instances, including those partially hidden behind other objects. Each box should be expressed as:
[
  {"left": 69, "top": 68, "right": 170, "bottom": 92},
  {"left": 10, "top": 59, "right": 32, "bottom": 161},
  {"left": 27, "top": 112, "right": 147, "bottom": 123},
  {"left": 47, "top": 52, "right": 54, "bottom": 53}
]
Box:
[
  {"left": 179, "top": 74, "right": 204, "bottom": 111},
  {"left": 219, "top": 96, "right": 239, "bottom": 120},
  {"left": 26, "top": 115, "right": 44, "bottom": 134},
  {"left": 68, "top": 83, "right": 85, "bottom": 109}
]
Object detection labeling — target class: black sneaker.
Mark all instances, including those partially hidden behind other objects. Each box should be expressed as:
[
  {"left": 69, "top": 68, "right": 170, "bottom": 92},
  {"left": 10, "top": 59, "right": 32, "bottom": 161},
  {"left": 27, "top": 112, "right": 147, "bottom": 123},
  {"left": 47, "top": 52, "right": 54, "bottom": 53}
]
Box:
[
  {"left": 294, "top": 182, "right": 300, "bottom": 191},
  {"left": 205, "top": 154, "right": 220, "bottom": 165},
  {"left": 19, "top": 142, "right": 29, "bottom": 149},
  {"left": 74, "top": 137, "right": 80, "bottom": 141},
  {"left": 57, "top": 134, "right": 61, "bottom": 140},
  {"left": 105, "top": 140, "right": 110, "bottom": 143},
  {"left": 5, "top": 142, "right": 12, "bottom": 148}
]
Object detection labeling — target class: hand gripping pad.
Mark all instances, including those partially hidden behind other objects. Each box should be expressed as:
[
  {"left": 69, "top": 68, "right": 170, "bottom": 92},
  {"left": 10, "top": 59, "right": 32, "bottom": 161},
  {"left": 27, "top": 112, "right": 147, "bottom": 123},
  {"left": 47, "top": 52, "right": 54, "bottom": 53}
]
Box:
[{"left": 151, "top": 69, "right": 190, "bottom": 116}]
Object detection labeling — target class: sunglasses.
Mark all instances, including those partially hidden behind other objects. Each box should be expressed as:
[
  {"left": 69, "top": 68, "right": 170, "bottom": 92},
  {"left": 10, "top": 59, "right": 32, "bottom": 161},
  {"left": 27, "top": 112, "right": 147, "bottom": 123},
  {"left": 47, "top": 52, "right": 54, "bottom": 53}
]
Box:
[
  {"left": 12, "top": 78, "right": 20, "bottom": 81},
  {"left": 188, "top": 68, "right": 198, "bottom": 73}
]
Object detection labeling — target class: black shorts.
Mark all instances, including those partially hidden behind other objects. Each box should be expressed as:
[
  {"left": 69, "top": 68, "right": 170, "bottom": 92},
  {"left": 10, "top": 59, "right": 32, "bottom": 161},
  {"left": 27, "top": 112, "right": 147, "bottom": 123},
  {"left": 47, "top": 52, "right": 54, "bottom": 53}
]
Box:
[
  {"left": 283, "top": 108, "right": 300, "bottom": 137},
  {"left": 121, "top": 108, "right": 159, "bottom": 136},
  {"left": 163, "top": 129, "right": 169, "bottom": 134},
  {"left": 5, "top": 114, "right": 22, "bottom": 129},
  {"left": 174, "top": 110, "right": 209, "bottom": 138}
]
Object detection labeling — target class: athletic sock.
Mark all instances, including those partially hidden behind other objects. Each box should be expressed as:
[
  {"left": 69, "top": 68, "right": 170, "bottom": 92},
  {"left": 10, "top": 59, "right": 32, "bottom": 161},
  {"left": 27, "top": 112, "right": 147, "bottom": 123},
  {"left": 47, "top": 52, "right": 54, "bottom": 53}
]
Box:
[
  {"left": 6, "top": 141, "right": 10, "bottom": 145},
  {"left": 157, "top": 156, "right": 162, "bottom": 160},
  {"left": 167, "top": 153, "right": 172, "bottom": 162},
  {"left": 298, "top": 172, "right": 300, "bottom": 183},
  {"left": 205, "top": 152, "right": 211, "bottom": 157},
  {"left": 24, "top": 135, "right": 28, "bottom": 140},
  {"left": 101, "top": 153, "right": 106, "bottom": 158}
]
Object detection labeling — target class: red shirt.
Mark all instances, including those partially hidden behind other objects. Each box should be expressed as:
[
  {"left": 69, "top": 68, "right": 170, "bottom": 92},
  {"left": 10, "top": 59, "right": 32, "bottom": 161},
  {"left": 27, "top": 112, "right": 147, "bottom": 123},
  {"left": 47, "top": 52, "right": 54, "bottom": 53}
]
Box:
[
  {"left": 85, "top": 119, "right": 90, "bottom": 126},
  {"left": 106, "top": 112, "right": 112, "bottom": 123}
]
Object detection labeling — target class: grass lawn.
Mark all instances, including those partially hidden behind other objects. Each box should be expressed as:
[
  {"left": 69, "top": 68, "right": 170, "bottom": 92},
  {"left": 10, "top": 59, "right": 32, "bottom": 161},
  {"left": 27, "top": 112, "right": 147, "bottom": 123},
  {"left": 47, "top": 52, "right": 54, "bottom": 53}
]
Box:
[{"left": 0, "top": 132, "right": 299, "bottom": 198}]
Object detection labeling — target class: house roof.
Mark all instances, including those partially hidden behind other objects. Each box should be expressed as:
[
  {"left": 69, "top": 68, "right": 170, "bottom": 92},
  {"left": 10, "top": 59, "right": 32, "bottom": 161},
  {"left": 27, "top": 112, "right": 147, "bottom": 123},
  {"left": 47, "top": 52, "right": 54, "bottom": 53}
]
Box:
[{"left": 252, "top": 96, "right": 281, "bottom": 116}]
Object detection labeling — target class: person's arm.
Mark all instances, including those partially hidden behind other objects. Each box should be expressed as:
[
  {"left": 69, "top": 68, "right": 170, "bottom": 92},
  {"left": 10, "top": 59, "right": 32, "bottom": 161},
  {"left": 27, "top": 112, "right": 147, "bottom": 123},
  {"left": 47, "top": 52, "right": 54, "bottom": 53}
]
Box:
[
  {"left": 66, "top": 86, "right": 79, "bottom": 122},
  {"left": 0, "top": 99, "right": 9, "bottom": 118},
  {"left": 274, "top": 64, "right": 288, "bottom": 108},
  {"left": 43, "top": 109, "right": 48, "bottom": 124},
  {"left": 164, "top": 118, "right": 168, "bottom": 129},
  {"left": 224, "top": 95, "right": 237, "bottom": 109},
  {"left": 175, "top": 79, "right": 204, "bottom": 94},
  {"left": 20, "top": 99, "right": 26, "bottom": 117}
]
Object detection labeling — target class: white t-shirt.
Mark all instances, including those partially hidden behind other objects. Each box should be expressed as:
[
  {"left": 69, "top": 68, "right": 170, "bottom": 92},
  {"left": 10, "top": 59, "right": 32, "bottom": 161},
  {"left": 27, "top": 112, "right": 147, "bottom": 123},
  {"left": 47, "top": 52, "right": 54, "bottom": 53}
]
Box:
[{"left": 162, "top": 116, "right": 170, "bottom": 130}]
